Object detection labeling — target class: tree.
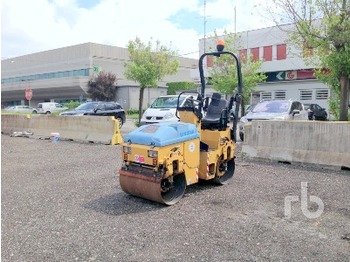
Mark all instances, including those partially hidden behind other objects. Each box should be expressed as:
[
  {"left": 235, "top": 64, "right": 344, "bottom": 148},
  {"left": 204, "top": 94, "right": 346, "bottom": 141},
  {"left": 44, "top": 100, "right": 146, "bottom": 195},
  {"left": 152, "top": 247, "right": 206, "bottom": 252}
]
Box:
[
  {"left": 166, "top": 82, "right": 198, "bottom": 95},
  {"left": 87, "top": 71, "right": 117, "bottom": 101},
  {"left": 208, "top": 33, "right": 267, "bottom": 114},
  {"left": 270, "top": 0, "right": 350, "bottom": 120},
  {"left": 124, "top": 37, "right": 179, "bottom": 123}
]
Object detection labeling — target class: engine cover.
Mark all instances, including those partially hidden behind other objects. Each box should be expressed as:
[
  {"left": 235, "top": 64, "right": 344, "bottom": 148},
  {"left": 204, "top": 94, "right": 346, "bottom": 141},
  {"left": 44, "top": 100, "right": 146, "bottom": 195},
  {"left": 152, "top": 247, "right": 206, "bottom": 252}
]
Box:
[{"left": 124, "top": 121, "right": 199, "bottom": 147}]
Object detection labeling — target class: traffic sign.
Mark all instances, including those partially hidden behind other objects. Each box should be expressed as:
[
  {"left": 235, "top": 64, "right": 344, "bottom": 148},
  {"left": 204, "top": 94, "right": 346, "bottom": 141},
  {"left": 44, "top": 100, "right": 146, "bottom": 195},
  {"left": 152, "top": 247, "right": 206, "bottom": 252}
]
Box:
[
  {"left": 25, "top": 88, "right": 33, "bottom": 100},
  {"left": 286, "top": 70, "right": 297, "bottom": 80},
  {"left": 276, "top": 71, "right": 285, "bottom": 80},
  {"left": 93, "top": 66, "right": 101, "bottom": 74}
]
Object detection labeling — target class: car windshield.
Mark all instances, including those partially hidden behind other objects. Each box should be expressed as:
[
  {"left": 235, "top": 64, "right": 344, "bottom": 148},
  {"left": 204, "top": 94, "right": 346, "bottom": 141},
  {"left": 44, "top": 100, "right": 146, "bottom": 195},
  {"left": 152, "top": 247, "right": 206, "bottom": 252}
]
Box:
[
  {"left": 75, "top": 103, "right": 97, "bottom": 110},
  {"left": 150, "top": 96, "right": 186, "bottom": 109},
  {"left": 252, "top": 101, "right": 290, "bottom": 113}
]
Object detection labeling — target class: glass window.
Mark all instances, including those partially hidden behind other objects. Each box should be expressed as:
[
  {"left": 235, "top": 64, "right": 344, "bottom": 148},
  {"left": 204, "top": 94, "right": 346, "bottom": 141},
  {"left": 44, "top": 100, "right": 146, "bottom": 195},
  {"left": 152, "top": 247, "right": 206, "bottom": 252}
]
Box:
[
  {"left": 263, "top": 46, "right": 272, "bottom": 61},
  {"left": 151, "top": 96, "right": 186, "bottom": 108},
  {"left": 314, "top": 104, "right": 322, "bottom": 110},
  {"left": 251, "top": 47, "right": 259, "bottom": 62},
  {"left": 252, "top": 101, "right": 290, "bottom": 113},
  {"left": 76, "top": 103, "right": 97, "bottom": 110},
  {"left": 96, "top": 103, "right": 105, "bottom": 110},
  {"left": 239, "top": 49, "right": 248, "bottom": 63},
  {"left": 277, "top": 44, "right": 287, "bottom": 60},
  {"left": 105, "top": 103, "right": 115, "bottom": 110}
]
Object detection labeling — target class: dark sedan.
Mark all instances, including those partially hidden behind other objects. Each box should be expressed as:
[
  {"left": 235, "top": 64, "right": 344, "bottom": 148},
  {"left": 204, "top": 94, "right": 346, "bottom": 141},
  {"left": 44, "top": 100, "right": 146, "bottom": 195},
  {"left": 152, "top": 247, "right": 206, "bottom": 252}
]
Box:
[
  {"left": 304, "top": 103, "right": 328, "bottom": 120},
  {"left": 60, "top": 102, "right": 126, "bottom": 127}
]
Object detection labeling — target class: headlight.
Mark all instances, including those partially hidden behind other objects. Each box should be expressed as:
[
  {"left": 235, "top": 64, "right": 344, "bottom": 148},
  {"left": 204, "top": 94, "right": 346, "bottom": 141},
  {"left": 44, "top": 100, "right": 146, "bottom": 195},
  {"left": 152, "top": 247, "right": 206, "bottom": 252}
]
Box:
[
  {"left": 163, "top": 112, "right": 174, "bottom": 120},
  {"left": 123, "top": 146, "right": 131, "bottom": 154},
  {"left": 141, "top": 114, "right": 147, "bottom": 120},
  {"left": 147, "top": 150, "right": 158, "bottom": 158}
]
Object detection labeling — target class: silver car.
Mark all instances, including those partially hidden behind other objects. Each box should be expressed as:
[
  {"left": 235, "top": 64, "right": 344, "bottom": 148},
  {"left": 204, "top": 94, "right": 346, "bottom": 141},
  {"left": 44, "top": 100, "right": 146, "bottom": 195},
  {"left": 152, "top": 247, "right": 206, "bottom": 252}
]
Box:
[
  {"left": 3, "top": 105, "right": 36, "bottom": 114},
  {"left": 239, "top": 100, "right": 308, "bottom": 141}
]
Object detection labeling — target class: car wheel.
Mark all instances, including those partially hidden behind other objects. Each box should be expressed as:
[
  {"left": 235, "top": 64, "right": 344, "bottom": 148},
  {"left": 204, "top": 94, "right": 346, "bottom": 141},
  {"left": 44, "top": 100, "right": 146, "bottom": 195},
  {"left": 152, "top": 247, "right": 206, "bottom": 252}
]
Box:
[
  {"left": 46, "top": 111, "right": 51, "bottom": 114},
  {"left": 116, "top": 117, "right": 123, "bottom": 128},
  {"left": 32, "top": 110, "right": 37, "bottom": 114}
]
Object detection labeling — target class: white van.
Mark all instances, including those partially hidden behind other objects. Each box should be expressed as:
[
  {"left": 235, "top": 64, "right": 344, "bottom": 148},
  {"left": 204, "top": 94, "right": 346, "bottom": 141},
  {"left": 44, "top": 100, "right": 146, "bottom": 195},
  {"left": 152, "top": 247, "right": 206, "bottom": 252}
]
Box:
[
  {"left": 34, "top": 102, "right": 68, "bottom": 114},
  {"left": 140, "top": 95, "right": 196, "bottom": 125}
]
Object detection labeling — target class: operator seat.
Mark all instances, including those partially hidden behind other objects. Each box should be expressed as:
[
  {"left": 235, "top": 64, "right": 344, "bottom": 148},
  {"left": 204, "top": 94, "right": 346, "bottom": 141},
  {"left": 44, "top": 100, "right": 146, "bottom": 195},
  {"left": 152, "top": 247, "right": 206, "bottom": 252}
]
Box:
[{"left": 201, "top": 92, "right": 229, "bottom": 130}]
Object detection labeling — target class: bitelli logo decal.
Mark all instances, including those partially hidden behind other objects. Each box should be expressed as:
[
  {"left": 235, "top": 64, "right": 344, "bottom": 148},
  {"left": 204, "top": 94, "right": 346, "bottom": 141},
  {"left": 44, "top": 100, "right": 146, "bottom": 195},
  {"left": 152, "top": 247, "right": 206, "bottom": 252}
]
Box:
[{"left": 284, "top": 182, "right": 324, "bottom": 219}]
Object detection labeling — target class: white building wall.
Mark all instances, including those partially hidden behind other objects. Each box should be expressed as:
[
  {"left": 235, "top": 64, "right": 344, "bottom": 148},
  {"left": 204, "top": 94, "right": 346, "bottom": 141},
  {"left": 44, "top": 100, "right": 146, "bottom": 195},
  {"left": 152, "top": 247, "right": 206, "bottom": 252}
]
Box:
[
  {"left": 198, "top": 24, "right": 331, "bottom": 111},
  {"left": 255, "top": 80, "right": 329, "bottom": 109},
  {"left": 1, "top": 43, "right": 198, "bottom": 107}
]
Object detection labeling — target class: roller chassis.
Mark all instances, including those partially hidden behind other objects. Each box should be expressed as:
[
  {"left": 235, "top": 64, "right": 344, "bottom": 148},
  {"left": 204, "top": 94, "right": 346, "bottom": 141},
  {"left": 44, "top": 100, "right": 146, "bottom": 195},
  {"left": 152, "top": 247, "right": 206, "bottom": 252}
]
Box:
[{"left": 119, "top": 41, "right": 243, "bottom": 205}]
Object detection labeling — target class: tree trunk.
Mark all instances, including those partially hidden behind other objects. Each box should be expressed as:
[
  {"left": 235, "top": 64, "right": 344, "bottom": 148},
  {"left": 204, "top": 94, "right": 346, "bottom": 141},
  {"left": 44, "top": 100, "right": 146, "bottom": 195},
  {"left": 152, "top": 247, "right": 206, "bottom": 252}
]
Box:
[
  {"left": 138, "top": 87, "right": 145, "bottom": 124},
  {"left": 241, "top": 100, "right": 245, "bottom": 117},
  {"left": 339, "top": 74, "right": 349, "bottom": 121}
]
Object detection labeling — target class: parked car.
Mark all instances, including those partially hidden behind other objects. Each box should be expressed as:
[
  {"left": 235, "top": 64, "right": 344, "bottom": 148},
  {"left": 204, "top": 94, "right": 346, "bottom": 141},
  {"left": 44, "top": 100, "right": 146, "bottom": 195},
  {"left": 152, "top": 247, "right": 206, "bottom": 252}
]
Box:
[
  {"left": 304, "top": 103, "right": 328, "bottom": 120},
  {"left": 239, "top": 100, "right": 308, "bottom": 141},
  {"left": 3, "top": 105, "right": 36, "bottom": 114},
  {"left": 34, "top": 102, "right": 68, "bottom": 114},
  {"left": 230, "top": 104, "right": 253, "bottom": 120},
  {"left": 59, "top": 101, "right": 126, "bottom": 127},
  {"left": 140, "top": 95, "right": 198, "bottom": 125}
]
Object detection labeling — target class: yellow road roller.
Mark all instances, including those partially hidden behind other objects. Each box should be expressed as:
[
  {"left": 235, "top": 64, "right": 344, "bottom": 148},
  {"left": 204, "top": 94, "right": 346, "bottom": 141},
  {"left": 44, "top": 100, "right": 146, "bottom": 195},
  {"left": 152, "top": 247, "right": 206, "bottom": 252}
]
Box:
[{"left": 119, "top": 40, "right": 243, "bottom": 205}]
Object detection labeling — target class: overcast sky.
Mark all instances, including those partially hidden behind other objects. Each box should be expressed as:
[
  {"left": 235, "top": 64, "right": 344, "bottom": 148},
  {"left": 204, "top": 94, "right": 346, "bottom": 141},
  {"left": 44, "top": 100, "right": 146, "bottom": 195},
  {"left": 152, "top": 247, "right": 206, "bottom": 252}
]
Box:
[{"left": 1, "top": 0, "right": 275, "bottom": 60}]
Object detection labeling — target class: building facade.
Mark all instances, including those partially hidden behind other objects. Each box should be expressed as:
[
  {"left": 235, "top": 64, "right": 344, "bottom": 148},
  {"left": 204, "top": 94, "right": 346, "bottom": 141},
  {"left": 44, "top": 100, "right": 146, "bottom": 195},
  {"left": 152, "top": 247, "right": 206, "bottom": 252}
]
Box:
[
  {"left": 1, "top": 43, "right": 198, "bottom": 109},
  {"left": 199, "top": 24, "right": 332, "bottom": 110}
]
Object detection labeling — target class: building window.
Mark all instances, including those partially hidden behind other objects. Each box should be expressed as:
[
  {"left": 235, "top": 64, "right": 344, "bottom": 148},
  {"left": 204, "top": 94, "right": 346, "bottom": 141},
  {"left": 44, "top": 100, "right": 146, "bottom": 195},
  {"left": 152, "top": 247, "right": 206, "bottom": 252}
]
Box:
[
  {"left": 261, "top": 91, "right": 272, "bottom": 100},
  {"left": 239, "top": 49, "right": 247, "bottom": 63},
  {"left": 300, "top": 90, "right": 313, "bottom": 100},
  {"left": 1, "top": 68, "right": 89, "bottom": 84},
  {"left": 251, "top": 47, "right": 259, "bottom": 62},
  {"left": 263, "top": 46, "right": 272, "bottom": 61},
  {"left": 274, "top": 90, "right": 286, "bottom": 100},
  {"left": 316, "top": 89, "right": 329, "bottom": 100},
  {"left": 277, "top": 44, "right": 287, "bottom": 60}
]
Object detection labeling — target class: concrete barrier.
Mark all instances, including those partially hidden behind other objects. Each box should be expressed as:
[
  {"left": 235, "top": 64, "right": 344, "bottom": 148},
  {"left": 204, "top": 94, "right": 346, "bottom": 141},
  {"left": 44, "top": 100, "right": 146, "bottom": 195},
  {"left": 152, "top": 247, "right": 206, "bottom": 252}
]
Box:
[
  {"left": 1, "top": 114, "right": 31, "bottom": 134},
  {"left": 242, "top": 120, "right": 350, "bottom": 168},
  {"left": 1, "top": 115, "right": 124, "bottom": 145}
]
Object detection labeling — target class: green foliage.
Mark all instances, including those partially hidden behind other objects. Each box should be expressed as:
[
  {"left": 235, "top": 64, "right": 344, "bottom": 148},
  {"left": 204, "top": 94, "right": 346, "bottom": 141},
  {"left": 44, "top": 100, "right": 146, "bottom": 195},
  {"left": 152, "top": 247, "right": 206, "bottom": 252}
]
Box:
[
  {"left": 124, "top": 37, "right": 179, "bottom": 88},
  {"left": 126, "top": 108, "right": 141, "bottom": 115},
  {"left": 166, "top": 82, "right": 198, "bottom": 95},
  {"left": 87, "top": 71, "right": 117, "bottom": 101},
  {"left": 328, "top": 96, "right": 340, "bottom": 120},
  {"left": 124, "top": 37, "right": 180, "bottom": 122},
  {"left": 62, "top": 101, "right": 81, "bottom": 110},
  {"left": 208, "top": 33, "right": 266, "bottom": 105}
]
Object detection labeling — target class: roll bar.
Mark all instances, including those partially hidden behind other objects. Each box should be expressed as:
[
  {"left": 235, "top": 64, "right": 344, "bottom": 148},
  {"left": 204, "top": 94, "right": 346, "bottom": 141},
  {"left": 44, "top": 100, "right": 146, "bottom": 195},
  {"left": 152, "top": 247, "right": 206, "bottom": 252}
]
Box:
[{"left": 198, "top": 40, "right": 243, "bottom": 141}]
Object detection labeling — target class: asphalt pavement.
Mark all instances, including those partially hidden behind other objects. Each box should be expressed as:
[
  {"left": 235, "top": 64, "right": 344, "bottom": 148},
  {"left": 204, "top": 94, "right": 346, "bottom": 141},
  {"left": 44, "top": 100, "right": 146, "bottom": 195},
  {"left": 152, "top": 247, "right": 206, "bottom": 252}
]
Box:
[{"left": 1, "top": 124, "right": 350, "bottom": 261}]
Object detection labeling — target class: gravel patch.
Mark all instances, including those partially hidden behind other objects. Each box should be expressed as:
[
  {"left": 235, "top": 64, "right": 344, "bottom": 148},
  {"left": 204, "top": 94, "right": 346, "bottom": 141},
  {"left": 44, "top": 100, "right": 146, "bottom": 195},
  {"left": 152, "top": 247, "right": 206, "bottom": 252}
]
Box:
[{"left": 1, "top": 133, "right": 350, "bottom": 261}]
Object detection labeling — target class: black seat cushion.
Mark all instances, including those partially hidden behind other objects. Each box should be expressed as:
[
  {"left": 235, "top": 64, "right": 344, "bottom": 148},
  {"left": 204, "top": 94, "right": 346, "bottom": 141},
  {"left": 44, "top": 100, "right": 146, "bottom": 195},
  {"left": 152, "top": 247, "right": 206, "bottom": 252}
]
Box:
[{"left": 201, "top": 93, "right": 228, "bottom": 129}]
